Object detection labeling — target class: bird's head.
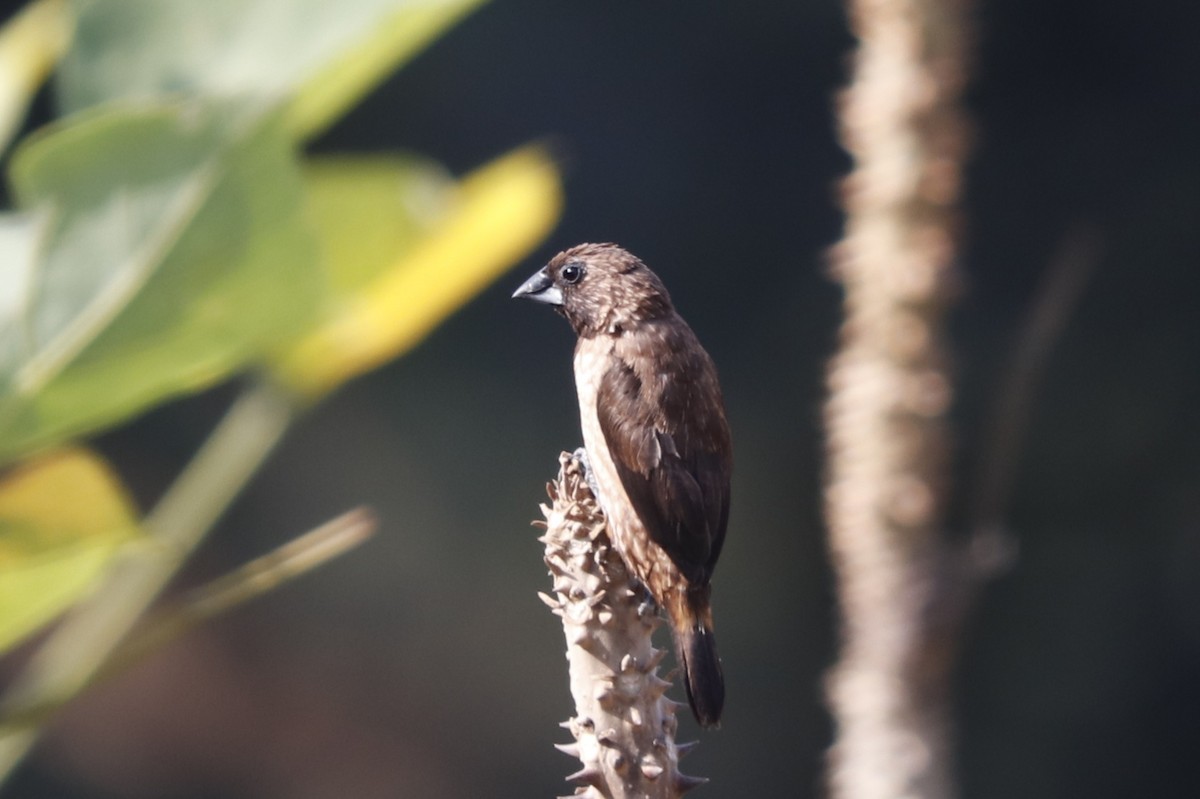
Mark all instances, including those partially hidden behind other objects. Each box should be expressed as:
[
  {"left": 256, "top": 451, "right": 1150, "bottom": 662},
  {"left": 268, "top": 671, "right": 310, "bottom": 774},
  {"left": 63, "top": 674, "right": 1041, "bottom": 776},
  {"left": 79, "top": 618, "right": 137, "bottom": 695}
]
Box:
[{"left": 511, "top": 243, "right": 674, "bottom": 337}]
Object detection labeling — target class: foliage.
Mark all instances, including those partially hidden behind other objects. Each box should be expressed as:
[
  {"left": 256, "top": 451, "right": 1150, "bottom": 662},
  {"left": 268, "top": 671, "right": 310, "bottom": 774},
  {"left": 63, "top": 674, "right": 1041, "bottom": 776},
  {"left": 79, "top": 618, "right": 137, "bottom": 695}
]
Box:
[
  {"left": 0, "top": 0, "right": 560, "bottom": 698},
  {"left": 0, "top": 448, "right": 137, "bottom": 653}
]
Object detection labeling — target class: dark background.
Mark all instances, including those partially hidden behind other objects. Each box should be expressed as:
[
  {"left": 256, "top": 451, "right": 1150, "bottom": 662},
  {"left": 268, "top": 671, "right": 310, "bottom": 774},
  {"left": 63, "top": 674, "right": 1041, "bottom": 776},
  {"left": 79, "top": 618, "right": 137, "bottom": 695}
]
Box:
[{"left": 5, "top": 0, "right": 1200, "bottom": 797}]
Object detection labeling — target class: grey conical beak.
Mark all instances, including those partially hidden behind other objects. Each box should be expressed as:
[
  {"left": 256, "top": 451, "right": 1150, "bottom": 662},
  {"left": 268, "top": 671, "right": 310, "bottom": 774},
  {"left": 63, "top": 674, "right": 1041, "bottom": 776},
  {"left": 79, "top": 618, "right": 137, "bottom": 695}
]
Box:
[{"left": 511, "top": 267, "right": 563, "bottom": 306}]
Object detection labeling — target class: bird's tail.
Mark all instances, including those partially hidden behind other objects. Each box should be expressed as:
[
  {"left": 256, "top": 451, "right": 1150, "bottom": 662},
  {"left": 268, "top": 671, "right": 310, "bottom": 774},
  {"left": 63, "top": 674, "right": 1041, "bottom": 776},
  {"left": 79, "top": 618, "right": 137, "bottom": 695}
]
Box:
[{"left": 675, "top": 617, "right": 725, "bottom": 729}]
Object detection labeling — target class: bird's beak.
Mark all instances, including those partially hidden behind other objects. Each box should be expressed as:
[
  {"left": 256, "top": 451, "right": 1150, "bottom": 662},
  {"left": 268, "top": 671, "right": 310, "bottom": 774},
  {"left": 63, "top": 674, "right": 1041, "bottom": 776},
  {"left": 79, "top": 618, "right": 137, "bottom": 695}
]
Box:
[{"left": 511, "top": 267, "right": 563, "bottom": 306}]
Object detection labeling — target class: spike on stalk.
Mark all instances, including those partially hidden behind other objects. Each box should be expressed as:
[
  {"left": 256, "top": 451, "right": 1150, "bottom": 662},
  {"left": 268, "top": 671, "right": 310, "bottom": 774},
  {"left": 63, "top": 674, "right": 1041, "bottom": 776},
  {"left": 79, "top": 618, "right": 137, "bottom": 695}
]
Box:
[
  {"left": 675, "top": 773, "right": 709, "bottom": 794},
  {"left": 554, "top": 742, "right": 581, "bottom": 758},
  {"left": 565, "top": 765, "right": 604, "bottom": 787}
]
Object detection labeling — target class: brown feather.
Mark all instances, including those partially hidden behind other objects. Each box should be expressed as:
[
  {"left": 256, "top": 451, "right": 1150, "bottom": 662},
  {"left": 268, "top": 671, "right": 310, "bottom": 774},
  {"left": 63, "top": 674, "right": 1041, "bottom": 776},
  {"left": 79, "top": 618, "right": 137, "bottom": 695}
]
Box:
[
  {"left": 596, "top": 322, "right": 731, "bottom": 584},
  {"left": 515, "top": 243, "right": 732, "bottom": 728}
]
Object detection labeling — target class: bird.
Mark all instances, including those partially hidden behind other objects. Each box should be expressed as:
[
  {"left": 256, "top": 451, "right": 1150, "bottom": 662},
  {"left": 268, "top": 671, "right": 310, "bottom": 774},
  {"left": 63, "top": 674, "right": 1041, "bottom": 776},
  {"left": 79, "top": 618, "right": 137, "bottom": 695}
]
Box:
[{"left": 513, "top": 242, "right": 732, "bottom": 728}]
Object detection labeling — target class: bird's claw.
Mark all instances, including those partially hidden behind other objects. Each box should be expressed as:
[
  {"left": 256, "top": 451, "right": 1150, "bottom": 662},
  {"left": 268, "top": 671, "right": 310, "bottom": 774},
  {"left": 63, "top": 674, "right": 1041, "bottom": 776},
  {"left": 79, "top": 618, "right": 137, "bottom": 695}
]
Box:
[{"left": 572, "top": 446, "right": 602, "bottom": 499}]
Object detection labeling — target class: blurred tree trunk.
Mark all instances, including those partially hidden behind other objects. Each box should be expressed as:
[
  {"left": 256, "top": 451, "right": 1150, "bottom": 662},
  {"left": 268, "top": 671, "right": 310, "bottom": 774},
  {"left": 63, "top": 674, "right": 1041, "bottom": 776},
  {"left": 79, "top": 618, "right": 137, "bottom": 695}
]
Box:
[{"left": 823, "top": 0, "right": 972, "bottom": 797}]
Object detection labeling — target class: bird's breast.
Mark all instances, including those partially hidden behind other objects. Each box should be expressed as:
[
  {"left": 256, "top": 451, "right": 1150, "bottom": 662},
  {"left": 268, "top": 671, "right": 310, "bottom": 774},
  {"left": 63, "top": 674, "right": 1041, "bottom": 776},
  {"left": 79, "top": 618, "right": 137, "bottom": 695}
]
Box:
[
  {"left": 573, "top": 338, "right": 658, "bottom": 583},
  {"left": 573, "top": 339, "right": 620, "bottom": 512}
]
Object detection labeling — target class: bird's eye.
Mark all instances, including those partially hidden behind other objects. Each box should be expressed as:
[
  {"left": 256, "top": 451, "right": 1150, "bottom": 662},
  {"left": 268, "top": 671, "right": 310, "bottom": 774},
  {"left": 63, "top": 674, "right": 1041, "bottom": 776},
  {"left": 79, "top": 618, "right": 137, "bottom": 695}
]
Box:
[{"left": 561, "top": 263, "right": 585, "bottom": 285}]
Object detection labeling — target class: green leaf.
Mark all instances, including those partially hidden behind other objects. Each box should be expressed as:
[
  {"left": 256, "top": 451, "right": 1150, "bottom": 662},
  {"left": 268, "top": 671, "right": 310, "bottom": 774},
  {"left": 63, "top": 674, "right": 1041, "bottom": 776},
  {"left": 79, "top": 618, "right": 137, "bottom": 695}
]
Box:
[
  {"left": 56, "top": 0, "right": 488, "bottom": 140},
  {"left": 284, "top": 0, "right": 487, "bottom": 139},
  {"left": 0, "top": 448, "right": 140, "bottom": 654},
  {"left": 0, "top": 101, "right": 324, "bottom": 464},
  {"left": 0, "top": 212, "right": 47, "bottom": 376}
]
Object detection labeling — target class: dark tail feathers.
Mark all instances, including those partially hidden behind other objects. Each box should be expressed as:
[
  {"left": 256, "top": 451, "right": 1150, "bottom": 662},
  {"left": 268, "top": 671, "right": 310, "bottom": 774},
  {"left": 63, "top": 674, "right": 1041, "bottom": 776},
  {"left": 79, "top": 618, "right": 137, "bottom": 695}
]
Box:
[{"left": 677, "top": 624, "right": 724, "bottom": 729}]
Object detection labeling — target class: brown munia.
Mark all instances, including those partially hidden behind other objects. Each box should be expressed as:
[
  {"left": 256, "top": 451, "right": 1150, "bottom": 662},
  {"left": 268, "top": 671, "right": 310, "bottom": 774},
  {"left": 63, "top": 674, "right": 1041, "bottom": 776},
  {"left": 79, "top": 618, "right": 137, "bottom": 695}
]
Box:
[{"left": 513, "top": 243, "right": 732, "bottom": 728}]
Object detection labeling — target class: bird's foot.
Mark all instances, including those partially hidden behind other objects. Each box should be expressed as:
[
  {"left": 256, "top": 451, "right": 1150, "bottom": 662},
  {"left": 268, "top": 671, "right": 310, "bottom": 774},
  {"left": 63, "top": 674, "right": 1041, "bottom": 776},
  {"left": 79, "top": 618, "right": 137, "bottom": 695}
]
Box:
[
  {"left": 571, "top": 446, "right": 602, "bottom": 499},
  {"left": 630, "top": 580, "right": 659, "bottom": 616}
]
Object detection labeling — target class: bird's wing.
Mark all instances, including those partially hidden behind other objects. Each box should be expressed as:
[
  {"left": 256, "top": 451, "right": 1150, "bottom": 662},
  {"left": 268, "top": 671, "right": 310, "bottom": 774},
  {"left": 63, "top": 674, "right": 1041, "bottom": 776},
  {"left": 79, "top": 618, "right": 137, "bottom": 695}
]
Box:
[{"left": 597, "top": 360, "right": 728, "bottom": 584}]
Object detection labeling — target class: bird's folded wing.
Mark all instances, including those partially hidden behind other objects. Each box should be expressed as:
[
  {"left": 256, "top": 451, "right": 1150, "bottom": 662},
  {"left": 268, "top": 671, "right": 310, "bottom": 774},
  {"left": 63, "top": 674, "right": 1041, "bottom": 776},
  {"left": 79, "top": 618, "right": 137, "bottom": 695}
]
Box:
[{"left": 598, "top": 362, "right": 721, "bottom": 584}]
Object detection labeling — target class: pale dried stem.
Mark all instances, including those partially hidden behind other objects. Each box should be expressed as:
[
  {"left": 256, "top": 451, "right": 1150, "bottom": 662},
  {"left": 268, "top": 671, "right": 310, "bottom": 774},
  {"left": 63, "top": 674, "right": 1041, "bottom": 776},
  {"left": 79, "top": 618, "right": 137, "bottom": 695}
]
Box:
[
  {"left": 0, "top": 508, "right": 374, "bottom": 732},
  {"left": 536, "top": 452, "right": 704, "bottom": 799},
  {"left": 0, "top": 378, "right": 298, "bottom": 783},
  {"left": 823, "top": 0, "right": 972, "bottom": 797}
]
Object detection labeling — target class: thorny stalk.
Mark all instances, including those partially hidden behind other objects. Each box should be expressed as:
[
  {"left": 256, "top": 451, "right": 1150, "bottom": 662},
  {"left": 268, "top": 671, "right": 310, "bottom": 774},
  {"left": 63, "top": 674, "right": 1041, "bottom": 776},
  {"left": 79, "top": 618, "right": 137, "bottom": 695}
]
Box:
[{"left": 536, "top": 452, "right": 705, "bottom": 799}]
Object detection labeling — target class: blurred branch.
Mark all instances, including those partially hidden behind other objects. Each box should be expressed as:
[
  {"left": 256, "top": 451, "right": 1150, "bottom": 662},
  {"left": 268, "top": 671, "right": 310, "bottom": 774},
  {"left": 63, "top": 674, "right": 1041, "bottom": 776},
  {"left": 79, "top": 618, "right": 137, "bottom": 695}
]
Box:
[
  {"left": 536, "top": 453, "right": 703, "bottom": 799},
  {"left": 0, "top": 507, "right": 374, "bottom": 733},
  {"left": 0, "top": 377, "right": 299, "bottom": 785},
  {"left": 823, "top": 0, "right": 972, "bottom": 796},
  {"left": 968, "top": 225, "right": 1102, "bottom": 534}
]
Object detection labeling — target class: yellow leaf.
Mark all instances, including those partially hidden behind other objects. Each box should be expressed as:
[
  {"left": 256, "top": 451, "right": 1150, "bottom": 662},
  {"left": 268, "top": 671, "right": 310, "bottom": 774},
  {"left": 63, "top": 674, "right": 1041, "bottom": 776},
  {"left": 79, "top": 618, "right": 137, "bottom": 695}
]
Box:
[
  {"left": 300, "top": 154, "right": 454, "bottom": 297},
  {"left": 0, "top": 449, "right": 139, "bottom": 653},
  {"left": 274, "top": 144, "right": 563, "bottom": 397},
  {"left": 0, "top": 0, "right": 74, "bottom": 153}
]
